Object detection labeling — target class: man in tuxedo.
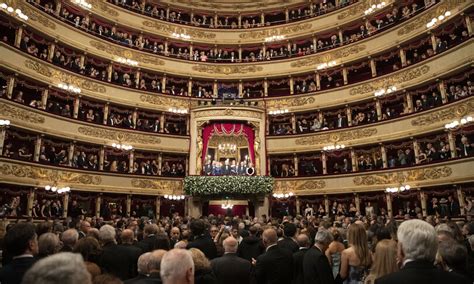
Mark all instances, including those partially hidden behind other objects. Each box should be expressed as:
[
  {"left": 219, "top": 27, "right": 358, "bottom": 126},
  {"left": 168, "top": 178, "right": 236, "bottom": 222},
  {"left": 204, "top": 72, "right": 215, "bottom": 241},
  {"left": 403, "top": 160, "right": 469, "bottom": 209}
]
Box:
[
  {"left": 448, "top": 195, "right": 460, "bottom": 217},
  {"left": 303, "top": 229, "right": 334, "bottom": 284},
  {"left": 293, "top": 234, "right": 311, "bottom": 284},
  {"left": 278, "top": 223, "right": 299, "bottom": 253},
  {"left": 118, "top": 229, "right": 143, "bottom": 279},
  {"left": 136, "top": 224, "right": 159, "bottom": 253},
  {"left": 124, "top": 252, "right": 152, "bottom": 284},
  {"left": 196, "top": 86, "right": 205, "bottom": 98},
  {"left": 0, "top": 223, "right": 38, "bottom": 284},
  {"left": 238, "top": 225, "right": 265, "bottom": 262},
  {"left": 375, "top": 219, "right": 469, "bottom": 284},
  {"left": 211, "top": 237, "right": 252, "bottom": 284},
  {"left": 187, "top": 219, "right": 217, "bottom": 259},
  {"left": 133, "top": 250, "right": 167, "bottom": 284},
  {"left": 255, "top": 228, "right": 293, "bottom": 284}
]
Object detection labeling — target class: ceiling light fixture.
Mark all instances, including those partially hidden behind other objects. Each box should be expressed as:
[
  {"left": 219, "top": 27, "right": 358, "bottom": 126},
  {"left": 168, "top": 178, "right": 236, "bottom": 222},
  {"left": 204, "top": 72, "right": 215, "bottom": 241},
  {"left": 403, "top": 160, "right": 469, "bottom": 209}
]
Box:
[
  {"left": 45, "top": 184, "right": 71, "bottom": 194},
  {"left": 374, "top": 86, "right": 397, "bottom": 97},
  {"left": 445, "top": 116, "right": 473, "bottom": 129},
  {"left": 164, "top": 194, "right": 186, "bottom": 200},
  {"left": 116, "top": 57, "right": 139, "bottom": 67},
  {"left": 171, "top": 33, "right": 191, "bottom": 40},
  {"left": 385, "top": 184, "right": 411, "bottom": 193},
  {"left": 168, "top": 107, "right": 188, "bottom": 114},
  {"left": 58, "top": 83, "right": 81, "bottom": 94},
  {"left": 323, "top": 144, "right": 346, "bottom": 151},
  {"left": 264, "top": 35, "right": 286, "bottom": 42},
  {"left": 317, "top": 61, "right": 337, "bottom": 70},
  {"left": 112, "top": 143, "right": 133, "bottom": 151},
  {"left": 0, "top": 3, "right": 28, "bottom": 20},
  {"left": 273, "top": 192, "right": 294, "bottom": 198},
  {"left": 72, "top": 0, "right": 92, "bottom": 10},
  {"left": 364, "top": 2, "right": 387, "bottom": 15},
  {"left": 426, "top": 11, "right": 451, "bottom": 28},
  {"left": 0, "top": 119, "right": 11, "bottom": 126},
  {"left": 268, "top": 109, "right": 289, "bottom": 115}
]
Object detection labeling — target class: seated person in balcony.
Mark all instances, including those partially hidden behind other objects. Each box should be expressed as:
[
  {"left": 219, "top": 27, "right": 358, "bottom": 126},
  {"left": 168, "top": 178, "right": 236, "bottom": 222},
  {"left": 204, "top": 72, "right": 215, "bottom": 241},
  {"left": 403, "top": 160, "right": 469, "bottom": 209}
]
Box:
[
  {"left": 169, "top": 164, "right": 178, "bottom": 176},
  {"left": 61, "top": 104, "right": 72, "bottom": 117},
  {"left": 177, "top": 163, "right": 185, "bottom": 176},
  {"left": 212, "top": 161, "right": 223, "bottom": 176},
  {"left": 86, "top": 109, "right": 95, "bottom": 122},
  {"left": 18, "top": 146, "right": 33, "bottom": 160},
  {"left": 123, "top": 114, "right": 135, "bottom": 129},
  {"left": 425, "top": 143, "right": 440, "bottom": 162},
  {"left": 457, "top": 136, "right": 474, "bottom": 157},
  {"left": 336, "top": 113, "right": 348, "bottom": 128},
  {"left": 162, "top": 161, "right": 170, "bottom": 176},
  {"left": 439, "top": 143, "right": 452, "bottom": 160},
  {"left": 13, "top": 91, "right": 25, "bottom": 104},
  {"left": 118, "top": 161, "right": 128, "bottom": 172}
]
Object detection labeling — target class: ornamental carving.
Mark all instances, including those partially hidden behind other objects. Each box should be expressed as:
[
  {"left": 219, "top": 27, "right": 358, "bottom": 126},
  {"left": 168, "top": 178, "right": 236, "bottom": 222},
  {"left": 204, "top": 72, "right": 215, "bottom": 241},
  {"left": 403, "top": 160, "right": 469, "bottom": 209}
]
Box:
[
  {"left": 192, "top": 65, "right": 263, "bottom": 75},
  {"left": 353, "top": 166, "right": 452, "bottom": 185},
  {"left": 0, "top": 164, "right": 102, "bottom": 185},
  {"left": 90, "top": 41, "right": 165, "bottom": 65},
  {"left": 411, "top": 99, "right": 474, "bottom": 126},
  {"left": 194, "top": 108, "right": 262, "bottom": 119},
  {"left": 295, "top": 128, "right": 377, "bottom": 145},
  {"left": 24, "top": 60, "right": 106, "bottom": 93},
  {"left": 16, "top": 2, "right": 56, "bottom": 29},
  {"left": 90, "top": 0, "right": 119, "bottom": 17},
  {"left": 131, "top": 179, "right": 183, "bottom": 191},
  {"left": 274, "top": 180, "right": 326, "bottom": 192},
  {"left": 337, "top": 0, "right": 367, "bottom": 20},
  {"left": 266, "top": 97, "right": 316, "bottom": 108},
  {"left": 139, "top": 95, "right": 188, "bottom": 108},
  {"left": 142, "top": 21, "right": 216, "bottom": 40},
  {"left": 239, "top": 23, "right": 312, "bottom": 40},
  {"left": 78, "top": 126, "right": 162, "bottom": 145},
  {"left": 349, "top": 65, "right": 430, "bottom": 96},
  {"left": 163, "top": 0, "right": 290, "bottom": 10},
  {"left": 397, "top": 0, "right": 467, "bottom": 36},
  {"left": 296, "top": 180, "right": 326, "bottom": 191},
  {"left": 290, "top": 45, "right": 366, "bottom": 68},
  {"left": 0, "top": 102, "right": 45, "bottom": 124}
]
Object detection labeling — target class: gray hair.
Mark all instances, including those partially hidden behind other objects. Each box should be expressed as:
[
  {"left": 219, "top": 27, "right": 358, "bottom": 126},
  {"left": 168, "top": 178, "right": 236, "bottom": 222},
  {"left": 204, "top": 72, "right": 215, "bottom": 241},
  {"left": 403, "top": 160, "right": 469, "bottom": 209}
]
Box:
[
  {"left": 397, "top": 219, "right": 437, "bottom": 262},
  {"left": 99, "top": 225, "right": 116, "bottom": 243},
  {"left": 22, "top": 252, "right": 91, "bottom": 284},
  {"left": 137, "top": 252, "right": 152, "bottom": 274},
  {"left": 38, "top": 233, "right": 60, "bottom": 257},
  {"left": 314, "top": 229, "right": 333, "bottom": 245},
  {"left": 61, "top": 229, "right": 79, "bottom": 248},
  {"left": 160, "top": 249, "right": 194, "bottom": 284}
]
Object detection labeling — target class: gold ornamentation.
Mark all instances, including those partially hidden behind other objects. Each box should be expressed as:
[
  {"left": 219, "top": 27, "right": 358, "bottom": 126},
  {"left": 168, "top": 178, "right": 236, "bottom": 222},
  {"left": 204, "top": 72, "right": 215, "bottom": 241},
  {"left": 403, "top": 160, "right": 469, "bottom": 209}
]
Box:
[
  {"left": 353, "top": 166, "right": 452, "bottom": 185},
  {"left": 0, "top": 163, "right": 102, "bottom": 185},
  {"left": 238, "top": 23, "right": 312, "bottom": 40},
  {"left": 161, "top": 0, "right": 291, "bottom": 10},
  {"left": 131, "top": 179, "right": 183, "bottom": 191},
  {"left": 296, "top": 180, "right": 326, "bottom": 190},
  {"left": 78, "top": 126, "right": 162, "bottom": 145},
  {"left": 90, "top": 0, "right": 119, "bottom": 17},
  {"left": 266, "top": 97, "right": 316, "bottom": 108},
  {"left": 142, "top": 21, "right": 216, "bottom": 40},
  {"left": 194, "top": 108, "right": 262, "bottom": 119},
  {"left": 16, "top": 2, "right": 56, "bottom": 29},
  {"left": 0, "top": 102, "right": 45, "bottom": 124},
  {"left": 290, "top": 45, "right": 366, "bottom": 68},
  {"left": 24, "top": 60, "right": 107, "bottom": 93},
  {"left": 337, "top": 0, "right": 367, "bottom": 20},
  {"left": 274, "top": 180, "right": 326, "bottom": 192},
  {"left": 191, "top": 65, "right": 263, "bottom": 75},
  {"left": 90, "top": 41, "right": 165, "bottom": 65},
  {"left": 411, "top": 99, "right": 474, "bottom": 126},
  {"left": 295, "top": 128, "right": 377, "bottom": 145},
  {"left": 349, "top": 65, "right": 430, "bottom": 96},
  {"left": 139, "top": 95, "right": 188, "bottom": 108}
]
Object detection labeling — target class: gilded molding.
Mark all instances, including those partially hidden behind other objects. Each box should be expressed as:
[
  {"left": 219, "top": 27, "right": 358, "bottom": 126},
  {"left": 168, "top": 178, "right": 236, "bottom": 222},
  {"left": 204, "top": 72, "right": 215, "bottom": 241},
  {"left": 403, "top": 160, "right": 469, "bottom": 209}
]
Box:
[
  {"left": 266, "top": 97, "right": 316, "bottom": 108},
  {"left": 274, "top": 180, "right": 326, "bottom": 192},
  {"left": 131, "top": 179, "right": 183, "bottom": 190},
  {"left": 238, "top": 23, "right": 313, "bottom": 40},
  {"left": 349, "top": 65, "right": 430, "bottom": 96},
  {"left": 142, "top": 21, "right": 216, "bottom": 40},
  {"left": 353, "top": 166, "right": 452, "bottom": 185},
  {"left": 411, "top": 99, "right": 474, "bottom": 126},
  {"left": 194, "top": 108, "right": 262, "bottom": 119},
  {"left": 290, "top": 45, "right": 366, "bottom": 68},
  {"left": 191, "top": 65, "right": 263, "bottom": 75},
  {"left": 0, "top": 102, "right": 45, "bottom": 124},
  {"left": 90, "top": 41, "right": 165, "bottom": 65},
  {"left": 163, "top": 0, "right": 291, "bottom": 10},
  {"left": 24, "top": 60, "right": 107, "bottom": 93},
  {"left": 337, "top": 1, "right": 367, "bottom": 19},
  {"left": 0, "top": 164, "right": 102, "bottom": 185},
  {"left": 139, "top": 94, "right": 188, "bottom": 108},
  {"left": 78, "top": 126, "right": 162, "bottom": 145},
  {"left": 295, "top": 128, "right": 378, "bottom": 145},
  {"left": 296, "top": 180, "right": 327, "bottom": 190},
  {"left": 90, "top": 0, "right": 119, "bottom": 17},
  {"left": 16, "top": 2, "right": 56, "bottom": 30}
]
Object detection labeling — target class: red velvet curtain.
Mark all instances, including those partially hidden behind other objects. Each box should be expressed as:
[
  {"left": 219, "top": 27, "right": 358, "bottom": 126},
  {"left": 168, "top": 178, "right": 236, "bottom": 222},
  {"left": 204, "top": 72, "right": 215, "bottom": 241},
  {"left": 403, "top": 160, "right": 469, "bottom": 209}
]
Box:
[{"left": 207, "top": 205, "right": 247, "bottom": 217}]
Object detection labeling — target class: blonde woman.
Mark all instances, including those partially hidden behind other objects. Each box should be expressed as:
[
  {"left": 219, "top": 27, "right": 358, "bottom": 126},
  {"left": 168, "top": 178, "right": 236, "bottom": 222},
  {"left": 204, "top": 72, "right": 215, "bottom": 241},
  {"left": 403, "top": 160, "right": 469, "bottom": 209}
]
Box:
[
  {"left": 364, "top": 239, "right": 398, "bottom": 284},
  {"left": 340, "top": 224, "right": 372, "bottom": 284}
]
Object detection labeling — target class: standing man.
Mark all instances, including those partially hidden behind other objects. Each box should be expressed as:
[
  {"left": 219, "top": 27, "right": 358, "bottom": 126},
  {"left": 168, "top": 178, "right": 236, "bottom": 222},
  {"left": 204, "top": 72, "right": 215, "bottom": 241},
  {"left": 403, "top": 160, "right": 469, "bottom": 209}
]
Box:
[
  {"left": 303, "top": 229, "right": 334, "bottom": 284},
  {"left": 211, "top": 237, "right": 252, "bottom": 284}
]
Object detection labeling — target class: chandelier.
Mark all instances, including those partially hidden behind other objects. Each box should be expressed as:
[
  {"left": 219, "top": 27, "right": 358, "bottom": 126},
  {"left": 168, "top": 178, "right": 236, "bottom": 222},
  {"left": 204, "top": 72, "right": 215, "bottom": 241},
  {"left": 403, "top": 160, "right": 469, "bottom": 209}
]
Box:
[
  {"left": 45, "top": 184, "right": 71, "bottom": 194},
  {"left": 164, "top": 194, "right": 185, "bottom": 200},
  {"left": 58, "top": 83, "right": 81, "bottom": 94},
  {"left": 445, "top": 116, "right": 473, "bottom": 130},
  {"left": 112, "top": 143, "right": 133, "bottom": 151},
  {"left": 323, "top": 144, "right": 345, "bottom": 151},
  {"left": 0, "top": 4, "right": 28, "bottom": 20},
  {"left": 385, "top": 184, "right": 411, "bottom": 193},
  {"left": 0, "top": 119, "right": 10, "bottom": 126},
  {"left": 72, "top": 0, "right": 92, "bottom": 9},
  {"left": 221, "top": 200, "right": 234, "bottom": 209},
  {"left": 273, "top": 192, "right": 294, "bottom": 199},
  {"left": 218, "top": 143, "right": 237, "bottom": 155}
]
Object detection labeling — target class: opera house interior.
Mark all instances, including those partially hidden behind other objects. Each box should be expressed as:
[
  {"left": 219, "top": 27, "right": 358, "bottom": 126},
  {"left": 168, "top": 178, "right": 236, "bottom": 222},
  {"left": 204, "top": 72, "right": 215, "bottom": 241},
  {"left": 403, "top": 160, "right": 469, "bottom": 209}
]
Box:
[{"left": 0, "top": 0, "right": 473, "bottom": 283}]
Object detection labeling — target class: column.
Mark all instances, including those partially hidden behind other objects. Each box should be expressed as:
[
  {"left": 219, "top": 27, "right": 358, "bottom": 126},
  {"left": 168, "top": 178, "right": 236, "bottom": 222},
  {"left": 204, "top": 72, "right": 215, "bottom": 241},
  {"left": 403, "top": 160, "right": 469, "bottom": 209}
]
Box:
[
  {"left": 265, "top": 116, "right": 270, "bottom": 135},
  {"left": 375, "top": 99, "right": 382, "bottom": 121},
  {"left": 128, "top": 150, "right": 135, "bottom": 173},
  {"left": 14, "top": 26, "right": 23, "bottom": 48},
  {"left": 27, "top": 189, "right": 35, "bottom": 217},
  {"left": 457, "top": 188, "right": 466, "bottom": 216},
  {"left": 103, "top": 103, "right": 109, "bottom": 125},
  {"left": 47, "top": 42, "right": 55, "bottom": 62},
  {"left": 238, "top": 46, "right": 242, "bottom": 62},
  {"left": 95, "top": 195, "right": 101, "bottom": 218},
  {"left": 107, "top": 64, "right": 113, "bottom": 82},
  {"left": 263, "top": 79, "right": 268, "bottom": 97},
  {"left": 262, "top": 44, "right": 266, "bottom": 57},
  {"left": 312, "top": 37, "right": 317, "bottom": 53},
  {"left": 62, "top": 193, "right": 69, "bottom": 218},
  {"left": 346, "top": 106, "right": 352, "bottom": 126},
  {"left": 189, "top": 44, "right": 193, "bottom": 60},
  {"left": 214, "top": 13, "right": 218, "bottom": 27},
  {"left": 155, "top": 196, "right": 161, "bottom": 219},
  {"left": 324, "top": 195, "right": 329, "bottom": 215},
  {"left": 135, "top": 70, "right": 141, "bottom": 88},
  {"left": 338, "top": 29, "right": 344, "bottom": 45},
  {"left": 238, "top": 14, "right": 242, "bottom": 28},
  {"left": 381, "top": 145, "right": 388, "bottom": 168},
  {"left": 285, "top": 8, "right": 289, "bottom": 22},
  {"left": 430, "top": 33, "right": 437, "bottom": 53},
  {"left": 213, "top": 81, "right": 218, "bottom": 97},
  {"left": 413, "top": 140, "right": 420, "bottom": 164},
  {"left": 41, "top": 89, "right": 49, "bottom": 111},
  {"left": 0, "top": 126, "right": 6, "bottom": 156},
  {"left": 289, "top": 76, "right": 294, "bottom": 95},
  {"left": 99, "top": 146, "right": 105, "bottom": 171},
  {"left": 164, "top": 40, "right": 168, "bottom": 55},
  {"left": 406, "top": 92, "right": 414, "bottom": 113},
  {"left": 420, "top": 190, "right": 427, "bottom": 217},
  {"left": 126, "top": 195, "right": 132, "bottom": 217},
  {"left": 67, "top": 142, "right": 75, "bottom": 167},
  {"left": 399, "top": 48, "right": 407, "bottom": 67},
  {"left": 342, "top": 67, "right": 348, "bottom": 85},
  {"left": 439, "top": 80, "right": 448, "bottom": 104},
  {"left": 447, "top": 131, "right": 457, "bottom": 158},
  {"left": 350, "top": 149, "right": 357, "bottom": 172},
  {"left": 34, "top": 136, "right": 42, "bottom": 162},
  {"left": 6, "top": 76, "right": 15, "bottom": 99},
  {"left": 73, "top": 96, "right": 80, "bottom": 119},
  {"left": 315, "top": 73, "right": 321, "bottom": 90},
  {"left": 132, "top": 109, "right": 138, "bottom": 129},
  {"left": 186, "top": 116, "right": 190, "bottom": 135},
  {"left": 79, "top": 54, "right": 85, "bottom": 69},
  {"left": 295, "top": 197, "right": 301, "bottom": 215},
  {"left": 354, "top": 193, "right": 360, "bottom": 214},
  {"left": 55, "top": 1, "right": 62, "bottom": 15},
  {"left": 260, "top": 12, "right": 265, "bottom": 26},
  {"left": 291, "top": 113, "right": 297, "bottom": 134},
  {"left": 188, "top": 79, "right": 192, "bottom": 96},
  {"left": 385, "top": 193, "right": 393, "bottom": 218},
  {"left": 465, "top": 15, "right": 473, "bottom": 36},
  {"left": 185, "top": 156, "right": 189, "bottom": 175},
  {"left": 158, "top": 153, "right": 163, "bottom": 176},
  {"left": 166, "top": 7, "right": 170, "bottom": 19},
  {"left": 159, "top": 113, "right": 165, "bottom": 133},
  {"left": 162, "top": 75, "right": 167, "bottom": 92},
  {"left": 322, "top": 152, "right": 327, "bottom": 175},
  {"left": 238, "top": 81, "right": 243, "bottom": 97},
  {"left": 293, "top": 154, "right": 299, "bottom": 177},
  {"left": 370, "top": 58, "right": 377, "bottom": 77}
]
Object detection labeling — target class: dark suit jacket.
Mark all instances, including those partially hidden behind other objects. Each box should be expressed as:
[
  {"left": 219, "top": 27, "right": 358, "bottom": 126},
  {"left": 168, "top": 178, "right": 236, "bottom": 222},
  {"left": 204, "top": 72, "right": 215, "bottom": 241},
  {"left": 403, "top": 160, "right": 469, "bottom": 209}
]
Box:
[
  {"left": 0, "top": 256, "right": 36, "bottom": 284},
  {"left": 255, "top": 245, "right": 293, "bottom": 284},
  {"left": 211, "top": 253, "right": 252, "bottom": 284},
  {"left": 187, "top": 234, "right": 217, "bottom": 260},
  {"left": 238, "top": 235, "right": 265, "bottom": 261},
  {"left": 278, "top": 237, "right": 299, "bottom": 253},
  {"left": 123, "top": 273, "right": 148, "bottom": 284},
  {"left": 131, "top": 272, "right": 162, "bottom": 284},
  {"left": 375, "top": 260, "right": 470, "bottom": 284},
  {"left": 302, "top": 246, "right": 334, "bottom": 284},
  {"left": 99, "top": 242, "right": 142, "bottom": 280},
  {"left": 136, "top": 235, "right": 156, "bottom": 253},
  {"left": 293, "top": 248, "right": 309, "bottom": 284}
]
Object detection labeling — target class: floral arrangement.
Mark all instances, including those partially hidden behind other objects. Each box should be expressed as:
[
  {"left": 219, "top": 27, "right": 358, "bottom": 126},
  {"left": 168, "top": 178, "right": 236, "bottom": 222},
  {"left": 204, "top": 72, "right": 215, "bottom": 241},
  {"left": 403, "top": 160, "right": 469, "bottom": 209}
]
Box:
[{"left": 184, "top": 176, "right": 274, "bottom": 196}]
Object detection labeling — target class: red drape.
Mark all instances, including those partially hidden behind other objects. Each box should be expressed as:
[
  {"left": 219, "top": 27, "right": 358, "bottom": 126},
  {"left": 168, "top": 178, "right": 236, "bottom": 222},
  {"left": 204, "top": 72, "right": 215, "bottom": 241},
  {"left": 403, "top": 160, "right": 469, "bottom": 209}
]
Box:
[{"left": 207, "top": 205, "right": 247, "bottom": 217}]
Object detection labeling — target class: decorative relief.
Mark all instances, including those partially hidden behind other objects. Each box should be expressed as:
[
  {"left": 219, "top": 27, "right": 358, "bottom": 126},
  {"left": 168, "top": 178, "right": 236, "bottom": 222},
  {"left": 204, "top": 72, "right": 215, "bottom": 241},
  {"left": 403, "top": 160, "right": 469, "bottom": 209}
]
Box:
[
  {"left": 24, "top": 60, "right": 106, "bottom": 93},
  {"left": 349, "top": 65, "right": 430, "bottom": 96},
  {"left": 78, "top": 126, "right": 162, "bottom": 145},
  {"left": 139, "top": 95, "right": 188, "bottom": 109},
  {"left": 296, "top": 180, "right": 327, "bottom": 191},
  {"left": 353, "top": 166, "right": 452, "bottom": 185},
  {"left": 0, "top": 163, "right": 102, "bottom": 185},
  {"left": 239, "top": 23, "right": 312, "bottom": 40},
  {"left": 0, "top": 102, "right": 45, "bottom": 124},
  {"left": 162, "top": 0, "right": 291, "bottom": 10},
  {"left": 90, "top": 41, "right": 165, "bottom": 65},
  {"left": 143, "top": 21, "right": 216, "bottom": 40},
  {"left": 295, "top": 128, "right": 377, "bottom": 145},
  {"left": 194, "top": 108, "right": 262, "bottom": 119},
  {"left": 274, "top": 180, "right": 326, "bottom": 192},
  {"left": 16, "top": 2, "right": 56, "bottom": 29},
  {"left": 192, "top": 65, "right": 263, "bottom": 75},
  {"left": 266, "top": 97, "right": 316, "bottom": 108},
  {"left": 90, "top": 0, "right": 119, "bottom": 17},
  {"left": 290, "top": 45, "right": 366, "bottom": 68},
  {"left": 131, "top": 179, "right": 183, "bottom": 191},
  {"left": 411, "top": 100, "right": 474, "bottom": 126}
]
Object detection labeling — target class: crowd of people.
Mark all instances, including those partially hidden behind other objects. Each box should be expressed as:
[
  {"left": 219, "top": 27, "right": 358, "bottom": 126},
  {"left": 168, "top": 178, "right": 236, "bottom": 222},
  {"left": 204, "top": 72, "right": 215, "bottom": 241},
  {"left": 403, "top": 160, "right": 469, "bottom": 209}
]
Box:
[{"left": 0, "top": 204, "right": 473, "bottom": 284}]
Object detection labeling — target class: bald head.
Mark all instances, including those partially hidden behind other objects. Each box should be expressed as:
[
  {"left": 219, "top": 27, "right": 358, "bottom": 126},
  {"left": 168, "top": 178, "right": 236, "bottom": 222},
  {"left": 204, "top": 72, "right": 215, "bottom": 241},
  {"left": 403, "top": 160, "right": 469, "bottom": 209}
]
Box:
[
  {"left": 61, "top": 229, "right": 79, "bottom": 248},
  {"left": 137, "top": 252, "right": 152, "bottom": 274},
  {"left": 262, "top": 228, "right": 278, "bottom": 247},
  {"left": 296, "top": 234, "right": 310, "bottom": 248},
  {"left": 148, "top": 249, "right": 167, "bottom": 273},
  {"left": 223, "top": 236, "right": 238, "bottom": 253},
  {"left": 121, "top": 229, "right": 134, "bottom": 244},
  {"left": 160, "top": 249, "right": 194, "bottom": 284}
]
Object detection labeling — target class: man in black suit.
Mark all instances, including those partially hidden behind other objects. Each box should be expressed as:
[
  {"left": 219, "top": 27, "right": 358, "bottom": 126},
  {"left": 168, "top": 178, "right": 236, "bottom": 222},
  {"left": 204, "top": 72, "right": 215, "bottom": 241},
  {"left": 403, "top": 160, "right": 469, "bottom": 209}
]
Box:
[
  {"left": 448, "top": 195, "right": 460, "bottom": 217},
  {"left": 278, "top": 223, "right": 299, "bottom": 253},
  {"left": 292, "top": 234, "right": 310, "bottom": 284},
  {"left": 132, "top": 250, "right": 167, "bottom": 284},
  {"left": 254, "top": 228, "right": 293, "bottom": 284},
  {"left": 187, "top": 219, "right": 217, "bottom": 259},
  {"left": 78, "top": 220, "right": 91, "bottom": 239},
  {"left": 211, "top": 236, "right": 252, "bottom": 284},
  {"left": 0, "top": 223, "right": 38, "bottom": 284},
  {"left": 375, "top": 219, "right": 469, "bottom": 284},
  {"left": 238, "top": 225, "right": 265, "bottom": 262},
  {"left": 119, "top": 229, "right": 143, "bottom": 279},
  {"left": 303, "top": 229, "right": 334, "bottom": 284},
  {"left": 124, "top": 252, "right": 152, "bottom": 284},
  {"left": 136, "top": 224, "right": 159, "bottom": 253}
]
